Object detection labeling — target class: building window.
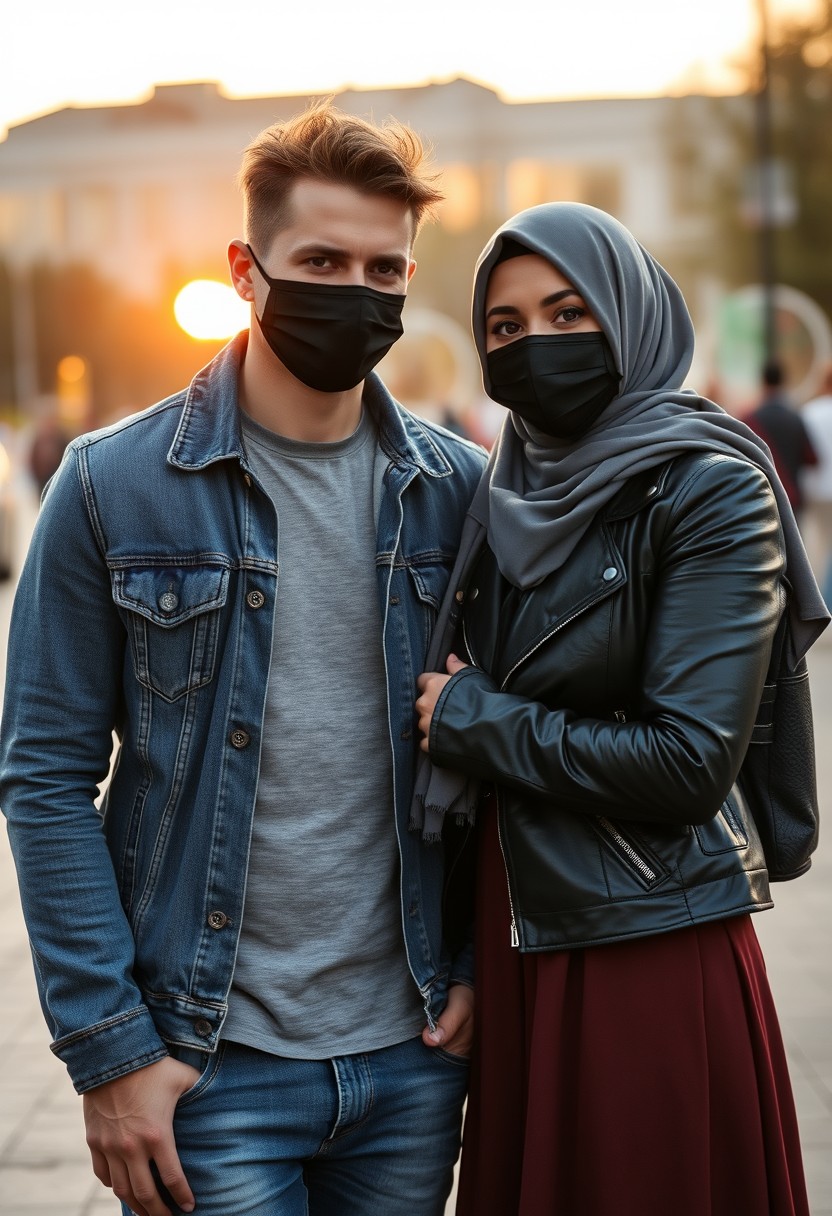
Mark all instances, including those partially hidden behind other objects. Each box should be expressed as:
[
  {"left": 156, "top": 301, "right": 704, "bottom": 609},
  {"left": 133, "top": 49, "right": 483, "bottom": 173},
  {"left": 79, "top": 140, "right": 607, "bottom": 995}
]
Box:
[
  {"left": 506, "top": 160, "right": 620, "bottom": 216},
  {"left": 438, "top": 164, "right": 482, "bottom": 232}
]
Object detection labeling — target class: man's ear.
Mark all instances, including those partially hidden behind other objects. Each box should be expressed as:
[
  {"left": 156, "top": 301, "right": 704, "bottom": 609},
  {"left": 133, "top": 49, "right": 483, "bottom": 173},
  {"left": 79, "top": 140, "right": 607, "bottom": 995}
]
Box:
[
  {"left": 407, "top": 259, "right": 417, "bottom": 284},
  {"left": 228, "top": 240, "right": 256, "bottom": 302}
]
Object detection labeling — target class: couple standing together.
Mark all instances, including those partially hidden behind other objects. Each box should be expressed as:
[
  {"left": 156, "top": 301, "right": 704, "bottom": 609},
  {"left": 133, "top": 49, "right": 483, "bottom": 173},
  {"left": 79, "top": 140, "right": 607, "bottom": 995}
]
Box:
[{"left": 1, "top": 102, "right": 827, "bottom": 1216}]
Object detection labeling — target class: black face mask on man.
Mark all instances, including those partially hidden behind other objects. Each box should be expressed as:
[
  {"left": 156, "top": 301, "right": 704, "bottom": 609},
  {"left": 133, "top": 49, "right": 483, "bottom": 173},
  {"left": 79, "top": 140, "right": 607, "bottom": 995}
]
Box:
[
  {"left": 246, "top": 244, "right": 406, "bottom": 393},
  {"left": 486, "top": 332, "right": 621, "bottom": 439}
]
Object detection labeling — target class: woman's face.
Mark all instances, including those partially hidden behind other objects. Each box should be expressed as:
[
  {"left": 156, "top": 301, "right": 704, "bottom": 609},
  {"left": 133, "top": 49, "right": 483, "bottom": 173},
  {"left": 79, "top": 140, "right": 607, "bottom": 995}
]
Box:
[{"left": 484, "top": 253, "right": 601, "bottom": 353}]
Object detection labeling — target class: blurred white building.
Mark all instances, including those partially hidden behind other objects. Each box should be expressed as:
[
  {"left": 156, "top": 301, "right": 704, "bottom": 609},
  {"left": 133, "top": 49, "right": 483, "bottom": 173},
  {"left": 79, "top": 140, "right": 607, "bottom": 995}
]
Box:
[
  {"left": 1, "top": 79, "right": 761, "bottom": 420},
  {"left": 0, "top": 78, "right": 740, "bottom": 297}
]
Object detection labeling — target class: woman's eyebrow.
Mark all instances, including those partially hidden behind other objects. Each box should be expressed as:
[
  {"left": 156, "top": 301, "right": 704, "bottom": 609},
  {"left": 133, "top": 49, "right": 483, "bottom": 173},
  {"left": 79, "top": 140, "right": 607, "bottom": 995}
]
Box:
[{"left": 485, "top": 289, "right": 580, "bottom": 320}]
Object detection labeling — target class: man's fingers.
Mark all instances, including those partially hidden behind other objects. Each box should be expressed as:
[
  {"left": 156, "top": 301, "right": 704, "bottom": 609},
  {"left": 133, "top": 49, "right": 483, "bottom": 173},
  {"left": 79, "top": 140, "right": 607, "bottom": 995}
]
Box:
[
  {"left": 88, "top": 1146, "right": 112, "bottom": 1187},
  {"left": 153, "top": 1142, "right": 196, "bottom": 1213},
  {"left": 124, "top": 1157, "right": 175, "bottom": 1216},
  {"left": 109, "top": 1159, "right": 151, "bottom": 1216}
]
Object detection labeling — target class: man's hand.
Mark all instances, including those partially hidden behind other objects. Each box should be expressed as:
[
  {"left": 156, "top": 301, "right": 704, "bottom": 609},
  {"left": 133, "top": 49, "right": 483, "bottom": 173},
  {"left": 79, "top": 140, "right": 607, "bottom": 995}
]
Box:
[
  {"left": 416, "top": 654, "right": 469, "bottom": 754},
  {"left": 83, "top": 1055, "right": 201, "bottom": 1216},
  {"left": 422, "top": 983, "right": 475, "bottom": 1058}
]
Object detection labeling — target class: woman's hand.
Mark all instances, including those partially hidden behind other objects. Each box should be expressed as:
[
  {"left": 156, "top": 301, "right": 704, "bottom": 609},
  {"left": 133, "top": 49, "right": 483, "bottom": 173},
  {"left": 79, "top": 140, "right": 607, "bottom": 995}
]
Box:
[{"left": 416, "top": 654, "right": 469, "bottom": 754}]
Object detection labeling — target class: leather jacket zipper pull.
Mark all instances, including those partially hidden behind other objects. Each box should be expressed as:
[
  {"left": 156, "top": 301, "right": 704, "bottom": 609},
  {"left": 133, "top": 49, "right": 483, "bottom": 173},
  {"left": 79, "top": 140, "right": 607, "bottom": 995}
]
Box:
[{"left": 510, "top": 919, "right": 519, "bottom": 948}]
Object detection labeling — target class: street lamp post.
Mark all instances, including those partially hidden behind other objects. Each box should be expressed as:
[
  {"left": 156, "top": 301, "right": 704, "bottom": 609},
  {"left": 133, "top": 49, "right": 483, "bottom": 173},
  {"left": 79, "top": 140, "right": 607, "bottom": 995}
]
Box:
[{"left": 755, "top": 0, "right": 777, "bottom": 365}]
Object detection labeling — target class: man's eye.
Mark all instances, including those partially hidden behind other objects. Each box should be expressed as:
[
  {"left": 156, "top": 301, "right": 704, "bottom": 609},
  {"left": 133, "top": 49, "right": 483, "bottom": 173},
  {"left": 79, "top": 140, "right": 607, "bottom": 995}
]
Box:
[
  {"left": 307, "top": 256, "right": 332, "bottom": 268},
  {"left": 374, "top": 263, "right": 398, "bottom": 276}
]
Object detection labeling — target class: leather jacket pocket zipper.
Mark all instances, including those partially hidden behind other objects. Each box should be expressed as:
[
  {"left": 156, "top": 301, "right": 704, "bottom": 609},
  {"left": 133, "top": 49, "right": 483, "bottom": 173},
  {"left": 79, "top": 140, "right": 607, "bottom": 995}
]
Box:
[{"left": 597, "top": 818, "right": 664, "bottom": 887}]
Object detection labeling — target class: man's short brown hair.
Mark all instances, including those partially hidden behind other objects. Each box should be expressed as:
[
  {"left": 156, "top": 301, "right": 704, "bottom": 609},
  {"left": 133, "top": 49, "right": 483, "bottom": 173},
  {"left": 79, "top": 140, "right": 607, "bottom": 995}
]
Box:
[{"left": 238, "top": 100, "right": 444, "bottom": 253}]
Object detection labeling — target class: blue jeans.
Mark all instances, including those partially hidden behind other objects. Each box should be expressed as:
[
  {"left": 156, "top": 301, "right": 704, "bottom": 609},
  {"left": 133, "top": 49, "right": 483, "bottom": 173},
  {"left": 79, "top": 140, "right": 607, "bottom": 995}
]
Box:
[{"left": 125, "top": 1036, "right": 468, "bottom": 1216}]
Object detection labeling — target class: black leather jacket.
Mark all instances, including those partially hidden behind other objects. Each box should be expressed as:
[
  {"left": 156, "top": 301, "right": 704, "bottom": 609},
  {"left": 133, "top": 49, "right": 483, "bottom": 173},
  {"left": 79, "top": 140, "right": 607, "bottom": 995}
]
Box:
[{"left": 430, "top": 453, "right": 786, "bottom": 951}]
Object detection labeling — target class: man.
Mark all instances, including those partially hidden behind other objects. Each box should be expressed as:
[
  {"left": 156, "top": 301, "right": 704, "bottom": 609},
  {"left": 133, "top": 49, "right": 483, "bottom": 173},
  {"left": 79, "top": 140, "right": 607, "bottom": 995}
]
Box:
[
  {"left": 744, "top": 357, "right": 818, "bottom": 517},
  {"left": 0, "top": 103, "right": 485, "bottom": 1216}
]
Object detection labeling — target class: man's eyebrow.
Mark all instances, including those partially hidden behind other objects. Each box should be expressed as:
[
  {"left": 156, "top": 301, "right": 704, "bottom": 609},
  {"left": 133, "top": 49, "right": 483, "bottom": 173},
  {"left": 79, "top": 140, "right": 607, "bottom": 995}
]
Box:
[
  {"left": 291, "top": 242, "right": 349, "bottom": 260},
  {"left": 292, "top": 243, "right": 408, "bottom": 270},
  {"left": 485, "top": 289, "right": 579, "bottom": 320}
]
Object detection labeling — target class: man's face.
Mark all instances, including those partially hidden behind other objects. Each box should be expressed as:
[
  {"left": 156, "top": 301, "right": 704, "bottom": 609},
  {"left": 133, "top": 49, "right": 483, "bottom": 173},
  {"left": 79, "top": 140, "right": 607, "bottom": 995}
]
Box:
[{"left": 245, "top": 179, "right": 416, "bottom": 319}]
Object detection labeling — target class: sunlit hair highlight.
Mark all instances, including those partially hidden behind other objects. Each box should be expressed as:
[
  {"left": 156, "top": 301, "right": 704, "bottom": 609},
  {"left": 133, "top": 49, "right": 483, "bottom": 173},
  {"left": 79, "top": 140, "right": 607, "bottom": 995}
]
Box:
[{"left": 237, "top": 99, "right": 444, "bottom": 252}]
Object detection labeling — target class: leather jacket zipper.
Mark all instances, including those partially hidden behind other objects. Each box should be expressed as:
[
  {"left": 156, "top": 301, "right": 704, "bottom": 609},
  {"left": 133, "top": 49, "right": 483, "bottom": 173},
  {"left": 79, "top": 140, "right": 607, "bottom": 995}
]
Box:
[
  {"left": 498, "top": 793, "right": 520, "bottom": 948},
  {"left": 597, "top": 817, "right": 658, "bottom": 884},
  {"left": 596, "top": 711, "right": 659, "bottom": 884},
  {"left": 499, "top": 596, "right": 609, "bottom": 691}
]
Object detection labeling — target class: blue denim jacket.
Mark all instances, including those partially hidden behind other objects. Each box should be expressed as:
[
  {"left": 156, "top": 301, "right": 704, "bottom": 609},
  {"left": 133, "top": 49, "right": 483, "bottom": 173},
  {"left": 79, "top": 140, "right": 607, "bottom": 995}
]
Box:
[{"left": 0, "top": 334, "right": 485, "bottom": 1093}]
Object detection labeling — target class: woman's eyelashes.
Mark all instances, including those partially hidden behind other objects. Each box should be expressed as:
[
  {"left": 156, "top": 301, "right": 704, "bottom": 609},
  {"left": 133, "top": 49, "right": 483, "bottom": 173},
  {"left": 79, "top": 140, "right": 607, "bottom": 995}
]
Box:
[
  {"left": 492, "top": 319, "right": 524, "bottom": 338},
  {"left": 556, "top": 305, "right": 587, "bottom": 324},
  {"left": 490, "top": 304, "right": 589, "bottom": 339}
]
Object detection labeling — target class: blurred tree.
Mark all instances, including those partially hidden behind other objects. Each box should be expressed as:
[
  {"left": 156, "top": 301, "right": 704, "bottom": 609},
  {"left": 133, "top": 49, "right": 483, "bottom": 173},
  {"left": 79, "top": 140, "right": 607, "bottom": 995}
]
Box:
[
  {"left": 30, "top": 261, "right": 225, "bottom": 428},
  {"left": 671, "top": 0, "right": 832, "bottom": 315},
  {"left": 764, "top": 0, "right": 832, "bottom": 317}
]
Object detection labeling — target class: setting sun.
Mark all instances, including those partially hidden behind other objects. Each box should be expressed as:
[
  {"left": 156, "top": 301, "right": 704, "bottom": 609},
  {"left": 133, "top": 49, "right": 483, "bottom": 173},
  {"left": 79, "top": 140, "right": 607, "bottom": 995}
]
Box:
[{"left": 174, "top": 279, "right": 249, "bottom": 341}]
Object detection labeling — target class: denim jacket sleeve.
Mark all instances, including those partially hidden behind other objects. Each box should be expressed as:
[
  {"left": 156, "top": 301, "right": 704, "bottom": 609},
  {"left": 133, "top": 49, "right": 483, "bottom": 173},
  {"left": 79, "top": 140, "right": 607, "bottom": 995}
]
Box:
[{"left": 0, "top": 447, "right": 168, "bottom": 1092}]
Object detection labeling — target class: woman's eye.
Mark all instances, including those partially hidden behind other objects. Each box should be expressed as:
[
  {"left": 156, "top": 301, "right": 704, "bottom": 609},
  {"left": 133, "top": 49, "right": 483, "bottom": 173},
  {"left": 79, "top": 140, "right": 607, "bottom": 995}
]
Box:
[
  {"left": 556, "top": 306, "right": 586, "bottom": 323},
  {"left": 493, "top": 320, "right": 523, "bottom": 337}
]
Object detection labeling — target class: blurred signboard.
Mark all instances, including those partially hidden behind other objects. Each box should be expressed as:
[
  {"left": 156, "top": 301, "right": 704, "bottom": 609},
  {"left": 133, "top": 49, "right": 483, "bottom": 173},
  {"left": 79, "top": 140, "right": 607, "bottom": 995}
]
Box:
[{"left": 714, "top": 284, "right": 832, "bottom": 411}]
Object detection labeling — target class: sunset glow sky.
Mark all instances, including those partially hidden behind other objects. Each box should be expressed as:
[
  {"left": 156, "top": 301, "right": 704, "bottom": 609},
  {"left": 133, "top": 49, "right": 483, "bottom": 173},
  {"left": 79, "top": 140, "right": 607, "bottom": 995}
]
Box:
[{"left": 0, "top": 0, "right": 820, "bottom": 140}]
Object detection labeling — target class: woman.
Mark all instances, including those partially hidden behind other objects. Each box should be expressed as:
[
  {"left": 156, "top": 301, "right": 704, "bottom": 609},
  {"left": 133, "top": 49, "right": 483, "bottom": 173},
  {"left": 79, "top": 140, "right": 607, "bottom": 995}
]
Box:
[{"left": 414, "top": 203, "right": 829, "bottom": 1216}]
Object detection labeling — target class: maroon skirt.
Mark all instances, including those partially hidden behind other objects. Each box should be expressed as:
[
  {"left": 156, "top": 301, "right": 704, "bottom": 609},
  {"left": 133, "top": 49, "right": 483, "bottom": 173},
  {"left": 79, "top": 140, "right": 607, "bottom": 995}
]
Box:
[{"left": 455, "top": 805, "right": 810, "bottom": 1216}]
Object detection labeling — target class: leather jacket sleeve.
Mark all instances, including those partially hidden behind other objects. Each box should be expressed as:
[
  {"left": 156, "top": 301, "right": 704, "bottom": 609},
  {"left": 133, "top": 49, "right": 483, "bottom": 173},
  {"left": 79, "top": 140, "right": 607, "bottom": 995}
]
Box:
[{"left": 429, "top": 458, "right": 786, "bottom": 826}]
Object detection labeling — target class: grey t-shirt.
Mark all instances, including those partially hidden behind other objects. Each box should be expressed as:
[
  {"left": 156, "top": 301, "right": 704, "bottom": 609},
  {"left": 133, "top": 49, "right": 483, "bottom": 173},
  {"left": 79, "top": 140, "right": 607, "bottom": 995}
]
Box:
[{"left": 222, "top": 408, "right": 423, "bottom": 1058}]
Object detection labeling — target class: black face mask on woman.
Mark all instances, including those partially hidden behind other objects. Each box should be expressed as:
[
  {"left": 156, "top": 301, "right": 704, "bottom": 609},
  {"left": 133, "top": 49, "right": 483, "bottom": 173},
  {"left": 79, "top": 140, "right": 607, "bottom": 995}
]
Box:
[
  {"left": 486, "top": 332, "right": 621, "bottom": 439},
  {"left": 247, "top": 244, "right": 406, "bottom": 393}
]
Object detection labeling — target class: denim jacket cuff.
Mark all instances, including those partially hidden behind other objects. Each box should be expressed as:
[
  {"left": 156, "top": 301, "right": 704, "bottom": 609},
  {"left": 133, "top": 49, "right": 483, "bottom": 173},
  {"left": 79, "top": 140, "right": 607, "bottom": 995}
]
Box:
[{"left": 52, "top": 1006, "right": 168, "bottom": 1094}]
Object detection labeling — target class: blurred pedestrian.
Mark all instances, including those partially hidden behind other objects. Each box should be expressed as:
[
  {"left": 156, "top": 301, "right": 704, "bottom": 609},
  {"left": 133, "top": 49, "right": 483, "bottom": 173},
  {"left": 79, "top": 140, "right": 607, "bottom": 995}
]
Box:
[
  {"left": 28, "top": 413, "right": 70, "bottom": 498},
  {"left": 803, "top": 361, "right": 832, "bottom": 609},
  {"left": 744, "top": 358, "right": 818, "bottom": 518},
  {"left": 415, "top": 202, "right": 828, "bottom": 1216},
  {"left": 0, "top": 102, "right": 485, "bottom": 1216}
]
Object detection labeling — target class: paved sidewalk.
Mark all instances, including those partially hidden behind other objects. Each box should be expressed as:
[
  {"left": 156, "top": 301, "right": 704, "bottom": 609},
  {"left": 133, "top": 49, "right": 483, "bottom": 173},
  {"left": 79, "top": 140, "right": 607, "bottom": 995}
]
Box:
[{"left": 0, "top": 489, "right": 830, "bottom": 1211}]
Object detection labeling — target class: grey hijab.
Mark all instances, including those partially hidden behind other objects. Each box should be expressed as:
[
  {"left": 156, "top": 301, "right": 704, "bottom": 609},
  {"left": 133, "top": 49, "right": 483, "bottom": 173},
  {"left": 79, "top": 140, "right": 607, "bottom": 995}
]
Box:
[{"left": 471, "top": 202, "right": 829, "bottom": 665}]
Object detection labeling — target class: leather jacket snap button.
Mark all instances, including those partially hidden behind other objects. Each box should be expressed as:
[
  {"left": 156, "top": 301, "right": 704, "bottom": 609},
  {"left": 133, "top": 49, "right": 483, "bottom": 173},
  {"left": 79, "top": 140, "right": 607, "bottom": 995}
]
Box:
[
  {"left": 229, "top": 728, "right": 250, "bottom": 749},
  {"left": 602, "top": 567, "right": 618, "bottom": 581},
  {"left": 207, "top": 910, "right": 228, "bottom": 930},
  {"left": 246, "top": 590, "right": 265, "bottom": 609},
  {"left": 194, "top": 1018, "right": 213, "bottom": 1038}
]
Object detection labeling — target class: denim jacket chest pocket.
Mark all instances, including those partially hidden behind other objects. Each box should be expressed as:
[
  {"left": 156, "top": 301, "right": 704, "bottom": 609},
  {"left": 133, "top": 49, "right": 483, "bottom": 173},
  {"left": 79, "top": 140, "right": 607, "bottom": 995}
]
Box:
[
  {"left": 111, "top": 564, "right": 229, "bottom": 702},
  {"left": 406, "top": 559, "right": 453, "bottom": 654}
]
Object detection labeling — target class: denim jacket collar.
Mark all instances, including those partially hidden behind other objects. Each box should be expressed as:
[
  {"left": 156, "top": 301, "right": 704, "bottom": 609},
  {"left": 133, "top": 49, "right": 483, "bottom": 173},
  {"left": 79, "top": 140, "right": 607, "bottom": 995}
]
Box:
[{"left": 168, "top": 330, "right": 453, "bottom": 480}]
